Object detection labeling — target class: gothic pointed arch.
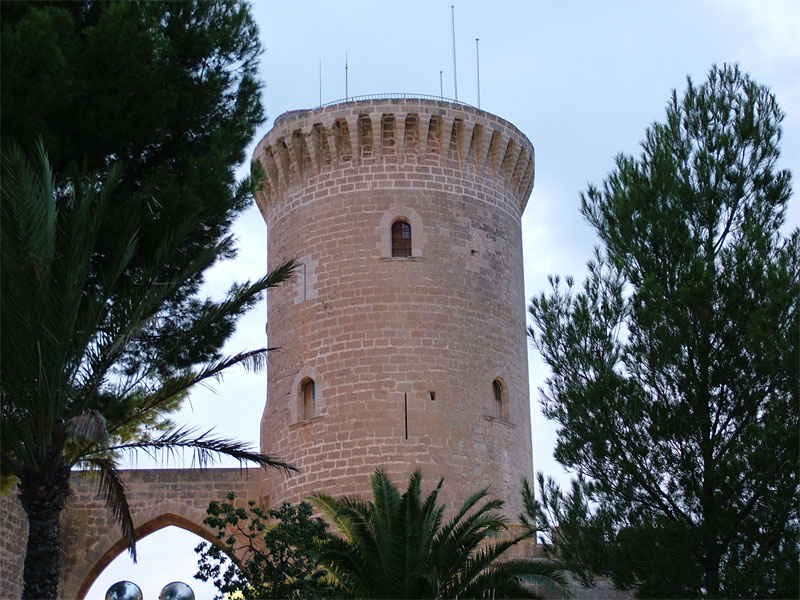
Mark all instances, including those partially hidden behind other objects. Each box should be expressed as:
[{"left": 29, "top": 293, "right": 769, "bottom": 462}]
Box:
[{"left": 75, "top": 513, "right": 219, "bottom": 599}]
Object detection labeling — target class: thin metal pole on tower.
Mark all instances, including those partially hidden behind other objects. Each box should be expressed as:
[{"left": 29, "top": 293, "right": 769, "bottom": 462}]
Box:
[
  {"left": 475, "top": 38, "right": 480, "bottom": 109},
  {"left": 439, "top": 70, "right": 443, "bottom": 98},
  {"left": 451, "top": 5, "right": 458, "bottom": 101},
  {"left": 404, "top": 393, "right": 408, "bottom": 439},
  {"left": 319, "top": 57, "right": 322, "bottom": 106},
  {"left": 345, "top": 53, "right": 349, "bottom": 100}
]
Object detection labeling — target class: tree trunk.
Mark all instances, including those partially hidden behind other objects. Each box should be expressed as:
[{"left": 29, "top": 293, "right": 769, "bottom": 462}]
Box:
[{"left": 19, "top": 466, "right": 71, "bottom": 600}]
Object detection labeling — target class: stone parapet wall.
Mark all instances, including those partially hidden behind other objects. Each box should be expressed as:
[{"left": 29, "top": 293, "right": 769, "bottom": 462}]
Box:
[{"left": 254, "top": 98, "right": 535, "bottom": 217}]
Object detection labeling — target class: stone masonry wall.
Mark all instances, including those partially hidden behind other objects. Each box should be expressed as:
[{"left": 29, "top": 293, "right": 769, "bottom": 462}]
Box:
[
  {"left": 0, "top": 490, "right": 27, "bottom": 599},
  {"left": 253, "top": 98, "right": 536, "bottom": 519},
  {"left": 0, "top": 468, "right": 262, "bottom": 599},
  {"left": 61, "top": 467, "right": 262, "bottom": 599}
]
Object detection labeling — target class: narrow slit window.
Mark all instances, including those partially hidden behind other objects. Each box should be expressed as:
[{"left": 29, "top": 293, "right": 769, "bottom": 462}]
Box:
[
  {"left": 302, "top": 379, "right": 315, "bottom": 420},
  {"left": 493, "top": 379, "right": 504, "bottom": 418},
  {"left": 391, "top": 220, "right": 412, "bottom": 257}
]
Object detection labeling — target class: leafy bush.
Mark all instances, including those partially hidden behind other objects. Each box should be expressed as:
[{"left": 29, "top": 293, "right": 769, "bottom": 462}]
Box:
[{"left": 195, "top": 494, "right": 336, "bottom": 599}]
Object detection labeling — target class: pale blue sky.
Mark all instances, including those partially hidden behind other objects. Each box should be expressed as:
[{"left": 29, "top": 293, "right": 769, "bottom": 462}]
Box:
[{"left": 87, "top": 1, "right": 799, "bottom": 597}]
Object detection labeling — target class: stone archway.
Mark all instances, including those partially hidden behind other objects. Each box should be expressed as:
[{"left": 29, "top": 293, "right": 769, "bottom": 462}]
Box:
[
  {"left": 75, "top": 512, "right": 221, "bottom": 599},
  {"left": 56, "top": 467, "right": 264, "bottom": 600}
]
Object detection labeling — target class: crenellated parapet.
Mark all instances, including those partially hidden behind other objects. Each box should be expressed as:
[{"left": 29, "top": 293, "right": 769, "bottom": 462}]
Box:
[{"left": 253, "top": 98, "right": 535, "bottom": 213}]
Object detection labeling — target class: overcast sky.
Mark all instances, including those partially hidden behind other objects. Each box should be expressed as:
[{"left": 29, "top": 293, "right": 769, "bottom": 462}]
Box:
[{"left": 87, "top": 1, "right": 799, "bottom": 597}]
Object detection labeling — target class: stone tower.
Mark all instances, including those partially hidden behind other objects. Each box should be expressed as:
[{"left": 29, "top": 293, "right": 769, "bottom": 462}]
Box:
[
  {"left": 0, "top": 98, "right": 536, "bottom": 599},
  {"left": 253, "top": 97, "right": 535, "bottom": 517}
]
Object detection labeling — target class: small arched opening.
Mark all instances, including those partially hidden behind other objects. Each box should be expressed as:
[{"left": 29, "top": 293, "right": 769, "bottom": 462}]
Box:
[
  {"left": 379, "top": 207, "right": 424, "bottom": 259},
  {"left": 492, "top": 378, "right": 507, "bottom": 419},
  {"left": 391, "top": 220, "right": 412, "bottom": 257},
  {"left": 289, "top": 367, "right": 325, "bottom": 424},
  {"left": 301, "top": 378, "right": 316, "bottom": 420}
]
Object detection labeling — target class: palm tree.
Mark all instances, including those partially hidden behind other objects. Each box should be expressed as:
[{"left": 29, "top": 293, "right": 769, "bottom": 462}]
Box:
[
  {"left": 310, "top": 468, "right": 569, "bottom": 599},
  {"left": 0, "top": 140, "right": 296, "bottom": 599}
]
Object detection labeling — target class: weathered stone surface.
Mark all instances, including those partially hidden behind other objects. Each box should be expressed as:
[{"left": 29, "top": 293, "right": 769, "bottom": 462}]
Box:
[
  {"left": 253, "top": 98, "right": 536, "bottom": 520},
  {"left": 60, "top": 468, "right": 261, "bottom": 599},
  {"left": 0, "top": 490, "right": 27, "bottom": 599},
  {"left": 0, "top": 468, "right": 260, "bottom": 599}
]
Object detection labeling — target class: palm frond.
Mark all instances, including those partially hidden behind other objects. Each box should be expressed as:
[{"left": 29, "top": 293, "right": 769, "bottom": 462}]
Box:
[
  {"left": 314, "top": 526, "right": 377, "bottom": 597},
  {"left": 96, "top": 426, "right": 295, "bottom": 473},
  {"left": 53, "top": 164, "right": 124, "bottom": 368},
  {"left": 433, "top": 497, "right": 508, "bottom": 586},
  {"left": 397, "top": 470, "right": 432, "bottom": 597},
  {"left": 1, "top": 138, "right": 60, "bottom": 445},
  {"left": 370, "top": 468, "right": 401, "bottom": 589},
  {"left": 0, "top": 138, "right": 57, "bottom": 284},
  {"left": 329, "top": 497, "right": 384, "bottom": 571},
  {"left": 70, "top": 212, "right": 292, "bottom": 408},
  {"left": 510, "top": 558, "right": 571, "bottom": 595},
  {"left": 372, "top": 467, "right": 402, "bottom": 534},
  {"left": 67, "top": 227, "right": 223, "bottom": 398},
  {"left": 445, "top": 537, "right": 524, "bottom": 596},
  {"left": 459, "top": 558, "right": 571, "bottom": 599},
  {"left": 82, "top": 457, "right": 137, "bottom": 562},
  {"left": 106, "top": 348, "right": 277, "bottom": 437},
  {"left": 310, "top": 490, "right": 392, "bottom": 596},
  {"left": 65, "top": 410, "right": 110, "bottom": 445},
  {"left": 419, "top": 478, "right": 445, "bottom": 551},
  {"left": 434, "top": 485, "right": 497, "bottom": 548},
  {"left": 310, "top": 469, "right": 568, "bottom": 599},
  {"left": 311, "top": 491, "right": 367, "bottom": 544}
]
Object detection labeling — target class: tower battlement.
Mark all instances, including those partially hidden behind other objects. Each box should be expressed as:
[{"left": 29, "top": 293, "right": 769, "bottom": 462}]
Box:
[{"left": 254, "top": 98, "right": 535, "bottom": 213}]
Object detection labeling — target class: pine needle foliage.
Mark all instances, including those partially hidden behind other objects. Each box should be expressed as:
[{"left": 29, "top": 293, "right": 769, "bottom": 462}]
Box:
[
  {"left": 527, "top": 64, "right": 799, "bottom": 598},
  {"left": 1, "top": 0, "right": 269, "bottom": 401}
]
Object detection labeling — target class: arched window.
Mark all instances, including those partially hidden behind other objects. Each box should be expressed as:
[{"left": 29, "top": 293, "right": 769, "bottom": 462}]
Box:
[
  {"left": 493, "top": 379, "right": 505, "bottom": 418},
  {"left": 379, "top": 208, "right": 423, "bottom": 259},
  {"left": 391, "top": 220, "right": 412, "bottom": 257},
  {"left": 302, "top": 379, "right": 315, "bottom": 420}
]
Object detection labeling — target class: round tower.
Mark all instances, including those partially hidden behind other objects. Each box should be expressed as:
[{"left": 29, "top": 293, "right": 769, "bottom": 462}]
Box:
[{"left": 253, "top": 97, "right": 535, "bottom": 517}]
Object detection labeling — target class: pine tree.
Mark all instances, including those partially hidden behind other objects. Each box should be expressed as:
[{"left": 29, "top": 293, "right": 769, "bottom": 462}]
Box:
[
  {"left": 1, "top": 0, "right": 266, "bottom": 382},
  {"left": 527, "top": 64, "right": 799, "bottom": 598}
]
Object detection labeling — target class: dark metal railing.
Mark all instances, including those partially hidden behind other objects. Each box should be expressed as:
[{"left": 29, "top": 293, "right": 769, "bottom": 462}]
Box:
[{"left": 314, "top": 93, "right": 475, "bottom": 110}]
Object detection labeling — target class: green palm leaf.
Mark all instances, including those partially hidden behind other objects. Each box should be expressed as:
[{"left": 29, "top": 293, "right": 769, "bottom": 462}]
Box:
[
  {"left": 311, "top": 469, "right": 570, "bottom": 599},
  {"left": 95, "top": 426, "right": 295, "bottom": 472},
  {"left": 82, "top": 457, "right": 137, "bottom": 561},
  {"left": 1, "top": 139, "right": 297, "bottom": 598}
]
